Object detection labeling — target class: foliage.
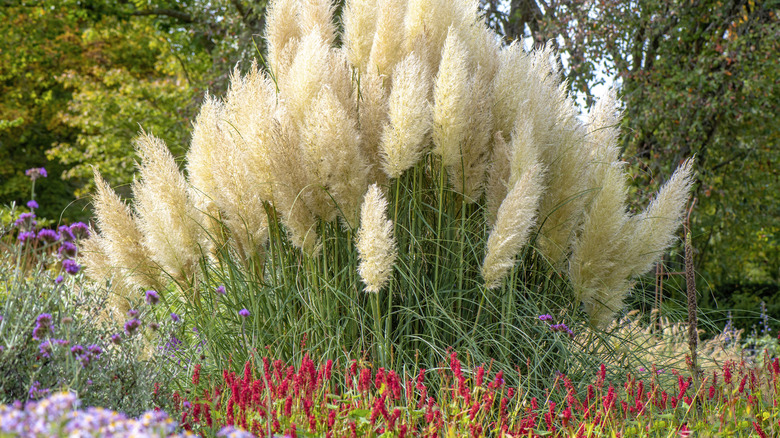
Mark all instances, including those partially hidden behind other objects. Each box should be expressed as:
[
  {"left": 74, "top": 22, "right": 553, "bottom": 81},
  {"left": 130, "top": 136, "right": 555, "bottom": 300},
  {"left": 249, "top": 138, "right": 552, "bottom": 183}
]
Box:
[
  {"left": 0, "top": 206, "right": 179, "bottom": 416},
  {"left": 486, "top": 0, "right": 779, "bottom": 289}
]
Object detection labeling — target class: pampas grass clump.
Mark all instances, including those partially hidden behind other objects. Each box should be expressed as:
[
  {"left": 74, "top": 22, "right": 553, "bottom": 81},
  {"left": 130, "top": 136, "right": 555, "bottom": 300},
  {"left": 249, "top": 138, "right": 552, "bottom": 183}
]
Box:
[{"left": 81, "top": 0, "right": 695, "bottom": 378}]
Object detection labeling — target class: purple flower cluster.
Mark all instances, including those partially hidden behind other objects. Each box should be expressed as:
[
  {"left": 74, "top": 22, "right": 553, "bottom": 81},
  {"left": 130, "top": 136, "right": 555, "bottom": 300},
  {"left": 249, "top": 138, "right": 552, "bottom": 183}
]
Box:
[
  {"left": 62, "top": 258, "right": 80, "bottom": 275},
  {"left": 70, "top": 344, "right": 102, "bottom": 367},
  {"left": 124, "top": 318, "right": 141, "bottom": 336},
  {"left": 27, "top": 200, "right": 39, "bottom": 209},
  {"left": 238, "top": 308, "right": 250, "bottom": 318},
  {"left": 0, "top": 391, "right": 217, "bottom": 437},
  {"left": 145, "top": 290, "right": 160, "bottom": 305},
  {"left": 38, "top": 339, "right": 69, "bottom": 359},
  {"left": 32, "top": 313, "right": 54, "bottom": 341},
  {"left": 25, "top": 167, "right": 47, "bottom": 180},
  {"left": 15, "top": 212, "right": 37, "bottom": 230},
  {"left": 538, "top": 314, "right": 574, "bottom": 336}
]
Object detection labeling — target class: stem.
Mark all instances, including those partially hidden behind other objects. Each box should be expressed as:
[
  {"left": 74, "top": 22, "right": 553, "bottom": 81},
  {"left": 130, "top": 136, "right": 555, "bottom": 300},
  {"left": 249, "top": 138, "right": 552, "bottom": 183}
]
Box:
[{"left": 372, "top": 292, "right": 386, "bottom": 367}]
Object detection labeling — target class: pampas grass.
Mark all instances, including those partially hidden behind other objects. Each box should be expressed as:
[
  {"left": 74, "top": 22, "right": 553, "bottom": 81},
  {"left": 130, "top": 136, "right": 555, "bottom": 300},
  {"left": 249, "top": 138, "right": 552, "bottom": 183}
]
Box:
[{"left": 83, "top": 0, "right": 698, "bottom": 388}]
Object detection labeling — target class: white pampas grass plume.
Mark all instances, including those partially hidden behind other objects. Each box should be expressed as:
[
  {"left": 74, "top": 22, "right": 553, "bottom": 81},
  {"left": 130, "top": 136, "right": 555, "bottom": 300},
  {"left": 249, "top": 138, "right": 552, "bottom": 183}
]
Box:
[
  {"left": 283, "top": 31, "right": 331, "bottom": 128},
  {"left": 484, "top": 133, "right": 511, "bottom": 226},
  {"left": 368, "top": 0, "right": 408, "bottom": 76},
  {"left": 627, "top": 158, "right": 696, "bottom": 276},
  {"left": 432, "top": 28, "right": 470, "bottom": 168},
  {"left": 356, "top": 184, "right": 397, "bottom": 293},
  {"left": 301, "top": 87, "right": 369, "bottom": 227},
  {"left": 482, "top": 164, "right": 543, "bottom": 289},
  {"left": 300, "top": 0, "right": 337, "bottom": 47},
  {"left": 357, "top": 66, "right": 390, "bottom": 186},
  {"left": 265, "top": 0, "right": 301, "bottom": 80},
  {"left": 92, "top": 169, "right": 160, "bottom": 291},
  {"left": 133, "top": 132, "right": 205, "bottom": 284},
  {"left": 343, "top": 0, "right": 378, "bottom": 72},
  {"left": 380, "top": 53, "right": 432, "bottom": 178}
]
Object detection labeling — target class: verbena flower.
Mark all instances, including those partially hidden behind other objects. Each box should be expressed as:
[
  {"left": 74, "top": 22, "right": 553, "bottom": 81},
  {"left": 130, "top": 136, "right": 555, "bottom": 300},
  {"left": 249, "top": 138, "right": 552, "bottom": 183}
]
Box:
[
  {"left": 32, "top": 313, "right": 53, "bottom": 340},
  {"left": 58, "top": 225, "right": 74, "bottom": 242},
  {"left": 239, "top": 309, "right": 250, "bottom": 317},
  {"left": 62, "top": 258, "right": 80, "bottom": 275},
  {"left": 171, "top": 313, "right": 180, "bottom": 322},
  {"left": 127, "top": 309, "right": 139, "bottom": 318},
  {"left": 54, "top": 275, "right": 64, "bottom": 284},
  {"left": 37, "top": 228, "right": 59, "bottom": 243},
  {"left": 25, "top": 167, "right": 47, "bottom": 180},
  {"left": 124, "top": 318, "right": 141, "bottom": 335},
  {"left": 215, "top": 285, "right": 226, "bottom": 295},
  {"left": 111, "top": 334, "right": 122, "bottom": 345},
  {"left": 539, "top": 314, "right": 553, "bottom": 322},
  {"left": 15, "top": 212, "right": 36, "bottom": 230},
  {"left": 26, "top": 200, "right": 39, "bottom": 209},
  {"left": 58, "top": 241, "right": 78, "bottom": 258},
  {"left": 145, "top": 290, "right": 160, "bottom": 305},
  {"left": 17, "top": 231, "right": 36, "bottom": 243},
  {"left": 68, "top": 222, "right": 90, "bottom": 239}
]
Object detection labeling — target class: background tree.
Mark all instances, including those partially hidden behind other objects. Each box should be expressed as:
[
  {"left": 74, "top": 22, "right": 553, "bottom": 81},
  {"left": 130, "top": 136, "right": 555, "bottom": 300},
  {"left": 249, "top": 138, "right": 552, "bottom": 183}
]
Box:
[{"left": 485, "top": 0, "right": 779, "bottom": 296}]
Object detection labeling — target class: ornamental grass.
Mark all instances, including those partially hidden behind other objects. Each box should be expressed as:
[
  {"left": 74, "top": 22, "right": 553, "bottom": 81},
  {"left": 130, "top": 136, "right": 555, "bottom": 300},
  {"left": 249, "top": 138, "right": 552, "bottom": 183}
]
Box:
[{"left": 79, "top": 0, "right": 695, "bottom": 395}]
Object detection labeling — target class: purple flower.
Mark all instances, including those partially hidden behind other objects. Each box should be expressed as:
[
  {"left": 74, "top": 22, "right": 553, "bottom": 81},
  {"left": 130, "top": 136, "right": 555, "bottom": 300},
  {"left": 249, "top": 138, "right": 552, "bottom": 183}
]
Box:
[
  {"left": 538, "top": 314, "right": 553, "bottom": 322},
  {"left": 58, "top": 225, "right": 74, "bottom": 242},
  {"left": 550, "top": 323, "right": 574, "bottom": 336},
  {"left": 26, "top": 200, "right": 39, "bottom": 209},
  {"left": 124, "top": 318, "right": 141, "bottom": 335},
  {"left": 87, "top": 344, "right": 102, "bottom": 358},
  {"left": 18, "top": 231, "right": 36, "bottom": 242},
  {"left": 25, "top": 167, "right": 47, "bottom": 180},
  {"left": 32, "top": 314, "right": 53, "bottom": 340},
  {"left": 148, "top": 322, "right": 159, "bottom": 331},
  {"left": 38, "top": 229, "right": 59, "bottom": 243},
  {"left": 58, "top": 241, "right": 78, "bottom": 258},
  {"left": 62, "top": 258, "right": 80, "bottom": 275},
  {"left": 145, "top": 290, "right": 160, "bottom": 305},
  {"left": 127, "top": 309, "right": 139, "bottom": 318},
  {"left": 170, "top": 313, "right": 180, "bottom": 323},
  {"left": 111, "top": 334, "right": 122, "bottom": 345},
  {"left": 70, "top": 345, "right": 85, "bottom": 357},
  {"left": 239, "top": 308, "right": 250, "bottom": 317},
  {"left": 215, "top": 285, "right": 226, "bottom": 295},
  {"left": 39, "top": 340, "right": 53, "bottom": 358},
  {"left": 55, "top": 275, "right": 64, "bottom": 284},
  {"left": 68, "top": 222, "right": 90, "bottom": 239}
]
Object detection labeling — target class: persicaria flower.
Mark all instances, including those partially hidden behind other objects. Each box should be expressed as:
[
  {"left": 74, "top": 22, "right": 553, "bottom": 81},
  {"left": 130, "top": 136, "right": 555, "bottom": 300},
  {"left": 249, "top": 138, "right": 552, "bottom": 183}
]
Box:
[
  {"left": 38, "top": 229, "right": 59, "bottom": 243},
  {"left": 239, "top": 309, "right": 250, "bottom": 317},
  {"left": 25, "top": 167, "right": 47, "bottom": 179},
  {"left": 26, "top": 200, "right": 38, "bottom": 209},
  {"left": 124, "top": 318, "right": 141, "bottom": 335},
  {"left": 145, "top": 290, "right": 160, "bottom": 305},
  {"left": 62, "top": 258, "right": 80, "bottom": 275}
]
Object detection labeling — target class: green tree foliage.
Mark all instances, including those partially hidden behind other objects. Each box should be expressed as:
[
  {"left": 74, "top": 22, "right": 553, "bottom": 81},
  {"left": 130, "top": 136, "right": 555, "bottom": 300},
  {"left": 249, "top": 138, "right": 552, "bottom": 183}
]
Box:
[
  {"left": 1, "top": 0, "right": 268, "bottom": 217},
  {"left": 487, "top": 0, "right": 779, "bottom": 287}
]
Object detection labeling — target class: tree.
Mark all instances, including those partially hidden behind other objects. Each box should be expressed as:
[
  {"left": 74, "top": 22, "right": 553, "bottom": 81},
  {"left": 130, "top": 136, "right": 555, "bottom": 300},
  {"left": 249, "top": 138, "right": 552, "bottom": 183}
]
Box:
[{"left": 487, "top": 0, "right": 779, "bottom": 287}]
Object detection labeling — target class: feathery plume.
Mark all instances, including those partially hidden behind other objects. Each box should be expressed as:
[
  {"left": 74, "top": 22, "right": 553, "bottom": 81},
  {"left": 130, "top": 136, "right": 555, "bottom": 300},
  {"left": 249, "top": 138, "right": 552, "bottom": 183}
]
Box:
[
  {"left": 301, "top": 87, "right": 370, "bottom": 227},
  {"left": 482, "top": 164, "right": 543, "bottom": 289},
  {"left": 283, "top": 31, "right": 331, "bottom": 128},
  {"left": 380, "top": 53, "right": 432, "bottom": 178},
  {"left": 92, "top": 168, "right": 160, "bottom": 291},
  {"left": 343, "top": 0, "right": 378, "bottom": 72},
  {"left": 265, "top": 0, "right": 301, "bottom": 81},
  {"left": 133, "top": 132, "right": 205, "bottom": 285},
  {"left": 357, "top": 66, "right": 390, "bottom": 186},
  {"left": 626, "top": 158, "right": 695, "bottom": 276},
  {"left": 484, "top": 133, "right": 511, "bottom": 226},
  {"left": 432, "top": 28, "right": 470, "bottom": 168},
  {"left": 368, "top": 0, "right": 408, "bottom": 77},
  {"left": 356, "top": 184, "right": 397, "bottom": 293},
  {"left": 300, "top": 0, "right": 337, "bottom": 47},
  {"left": 79, "top": 232, "right": 134, "bottom": 317},
  {"left": 267, "top": 108, "right": 321, "bottom": 254}
]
